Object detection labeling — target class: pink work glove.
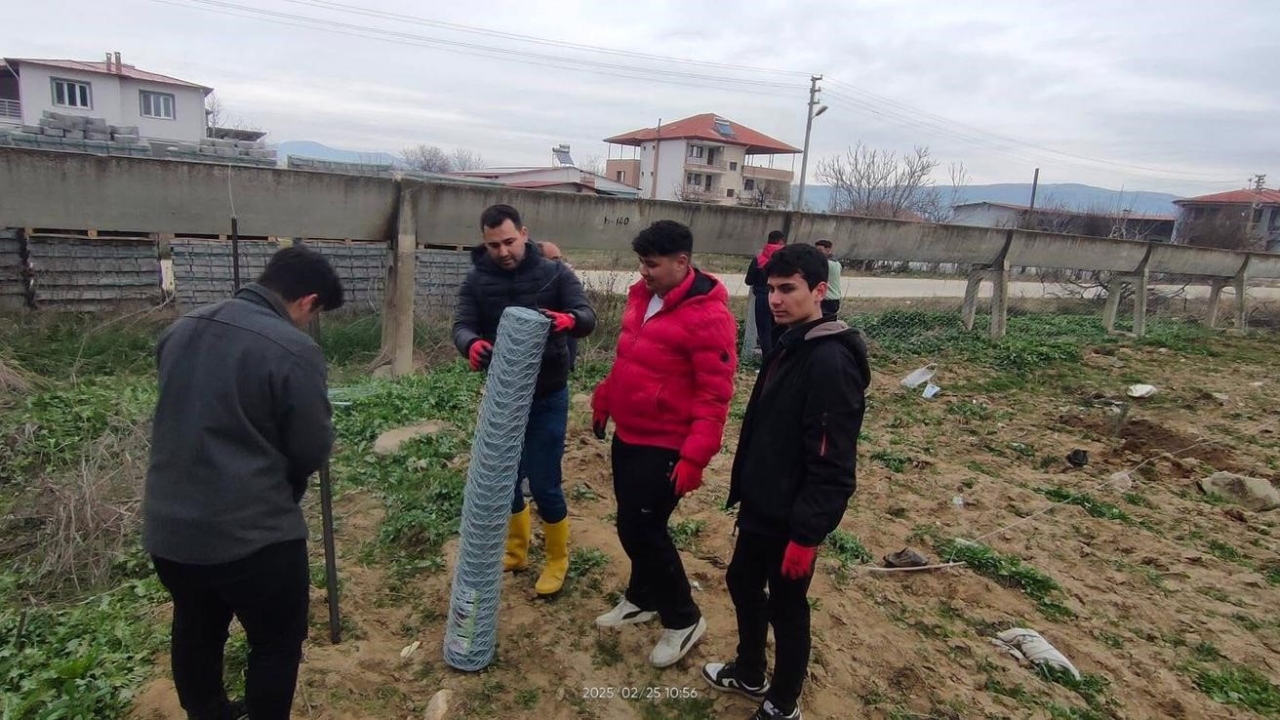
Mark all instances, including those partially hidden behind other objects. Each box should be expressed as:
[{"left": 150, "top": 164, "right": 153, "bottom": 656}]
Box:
[
  {"left": 467, "top": 340, "right": 493, "bottom": 372},
  {"left": 780, "top": 541, "right": 818, "bottom": 580}
]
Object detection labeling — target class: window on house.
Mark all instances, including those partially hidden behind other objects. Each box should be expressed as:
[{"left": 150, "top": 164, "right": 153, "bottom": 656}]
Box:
[
  {"left": 727, "top": 189, "right": 735, "bottom": 198},
  {"left": 744, "top": 178, "right": 756, "bottom": 192},
  {"left": 1252, "top": 208, "right": 1264, "bottom": 224},
  {"left": 688, "top": 145, "right": 704, "bottom": 159},
  {"left": 52, "top": 78, "right": 91, "bottom": 108},
  {"left": 687, "top": 173, "right": 703, "bottom": 186},
  {"left": 140, "top": 90, "right": 176, "bottom": 120},
  {"left": 616, "top": 170, "right": 625, "bottom": 182},
  {"left": 729, "top": 161, "right": 738, "bottom": 171},
  {"left": 1270, "top": 209, "right": 1280, "bottom": 230}
]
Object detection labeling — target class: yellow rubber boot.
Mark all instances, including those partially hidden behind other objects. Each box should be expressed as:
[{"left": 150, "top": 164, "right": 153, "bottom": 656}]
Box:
[
  {"left": 503, "top": 507, "right": 531, "bottom": 572},
  {"left": 535, "top": 518, "right": 570, "bottom": 596}
]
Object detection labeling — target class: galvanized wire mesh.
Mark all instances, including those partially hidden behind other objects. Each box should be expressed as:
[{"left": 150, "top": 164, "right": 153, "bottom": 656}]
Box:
[{"left": 443, "top": 306, "right": 550, "bottom": 672}]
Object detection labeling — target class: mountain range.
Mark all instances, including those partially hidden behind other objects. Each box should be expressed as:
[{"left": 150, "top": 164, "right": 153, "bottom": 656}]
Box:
[{"left": 274, "top": 141, "right": 1185, "bottom": 216}]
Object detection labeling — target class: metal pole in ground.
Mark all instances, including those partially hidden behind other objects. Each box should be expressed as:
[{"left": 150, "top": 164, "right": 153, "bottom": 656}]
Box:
[{"left": 310, "top": 316, "right": 341, "bottom": 644}]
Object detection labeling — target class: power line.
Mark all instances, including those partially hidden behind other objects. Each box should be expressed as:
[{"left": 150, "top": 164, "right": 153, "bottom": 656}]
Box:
[
  {"left": 824, "top": 78, "right": 1240, "bottom": 183},
  {"left": 155, "top": 0, "right": 802, "bottom": 95},
  {"left": 284, "top": 0, "right": 813, "bottom": 78}
]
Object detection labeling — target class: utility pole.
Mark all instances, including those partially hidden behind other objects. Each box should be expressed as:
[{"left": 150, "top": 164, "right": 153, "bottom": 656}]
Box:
[
  {"left": 795, "top": 75, "right": 822, "bottom": 212},
  {"left": 1027, "top": 167, "right": 1041, "bottom": 214}
]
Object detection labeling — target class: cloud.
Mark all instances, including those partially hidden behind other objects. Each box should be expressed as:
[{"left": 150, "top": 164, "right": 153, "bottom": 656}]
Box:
[{"left": 2, "top": 0, "right": 1275, "bottom": 195}]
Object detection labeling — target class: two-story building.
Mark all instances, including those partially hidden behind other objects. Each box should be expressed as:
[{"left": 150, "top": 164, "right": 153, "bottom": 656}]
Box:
[
  {"left": 1172, "top": 187, "right": 1280, "bottom": 252},
  {"left": 603, "top": 113, "right": 799, "bottom": 208},
  {"left": 0, "top": 54, "right": 211, "bottom": 143}
]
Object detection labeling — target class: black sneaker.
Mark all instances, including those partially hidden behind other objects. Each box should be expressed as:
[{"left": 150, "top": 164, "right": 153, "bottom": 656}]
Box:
[
  {"left": 751, "top": 699, "right": 801, "bottom": 720},
  {"left": 701, "top": 661, "right": 769, "bottom": 701}
]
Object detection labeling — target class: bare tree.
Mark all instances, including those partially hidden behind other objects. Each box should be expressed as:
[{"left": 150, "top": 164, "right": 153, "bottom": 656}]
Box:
[
  {"left": 400, "top": 144, "right": 453, "bottom": 173},
  {"left": 816, "top": 143, "right": 944, "bottom": 220},
  {"left": 738, "top": 184, "right": 777, "bottom": 209},
  {"left": 450, "top": 148, "right": 486, "bottom": 171},
  {"left": 204, "top": 92, "right": 259, "bottom": 135},
  {"left": 578, "top": 153, "right": 605, "bottom": 176}
]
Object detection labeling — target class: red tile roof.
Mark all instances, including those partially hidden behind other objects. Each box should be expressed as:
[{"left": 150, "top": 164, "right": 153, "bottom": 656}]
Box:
[
  {"left": 604, "top": 113, "right": 800, "bottom": 155},
  {"left": 1174, "top": 188, "right": 1280, "bottom": 206},
  {"left": 4, "top": 58, "right": 212, "bottom": 92}
]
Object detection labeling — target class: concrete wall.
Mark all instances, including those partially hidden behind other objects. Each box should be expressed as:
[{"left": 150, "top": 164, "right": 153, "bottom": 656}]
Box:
[
  {"left": 0, "top": 149, "right": 399, "bottom": 240},
  {"left": 3, "top": 148, "right": 1279, "bottom": 288},
  {"left": 28, "top": 235, "right": 160, "bottom": 310},
  {"left": 952, "top": 204, "right": 1019, "bottom": 228}
]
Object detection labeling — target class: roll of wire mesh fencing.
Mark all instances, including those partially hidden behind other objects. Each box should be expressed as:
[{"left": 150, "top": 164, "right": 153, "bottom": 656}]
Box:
[{"left": 444, "top": 306, "right": 550, "bottom": 671}]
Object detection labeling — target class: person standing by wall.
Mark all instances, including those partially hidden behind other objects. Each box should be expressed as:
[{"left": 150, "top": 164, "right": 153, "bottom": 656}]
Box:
[
  {"left": 744, "top": 230, "right": 787, "bottom": 356},
  {"left": 454, "top": 205, "right": 596, "bottom": 596},
  {"left": 144, "top": 247, "right": 345, "bottom": 720},
  {"left": 702, "top": 243, "right": 869, "bottom": 720},
  {"left": 813, "top": 239, "right": 843, "bottom": 316},
  {"left": 591, "top": 220, "right": 737, "bottom": 668}
]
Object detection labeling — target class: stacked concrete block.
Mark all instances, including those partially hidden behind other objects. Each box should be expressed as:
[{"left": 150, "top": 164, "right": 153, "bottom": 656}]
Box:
[
  {"left": 25, "top": 235, "right": 161, "bottom": 311},
  {"left": 287, "top": 155, "right": 396, "bottom": 178},
  {"left": 414, "top": 248, "right": 470, "bottom": 315},
  {"left": 170, "top": 238, "right": 279, "bottom": 308},
  {"left": 3, "top": 111, "right": 153, "bottom": 157},
  {"left": 0, "top": 229, "right": 26, "bottom": 310},
  {"left": 161, "top": 136, "right": 277, "bottom": 168},
  {"left": 305, "top": 240, "right": 388, "bottom": 309}
]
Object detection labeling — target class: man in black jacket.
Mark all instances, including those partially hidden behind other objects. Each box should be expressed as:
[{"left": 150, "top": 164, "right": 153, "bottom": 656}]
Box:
[
  {"left": 144, "top": 246, "right": 344, "bottom": 720},
  {"left": 744, "top": 230, "right": 786, "bottom": 357},
  {"left": 453, "top": 204, "right": 596, "bottom": 596},
  {"left": 703, "top": 243, "right": 869, "bottom": 720}
]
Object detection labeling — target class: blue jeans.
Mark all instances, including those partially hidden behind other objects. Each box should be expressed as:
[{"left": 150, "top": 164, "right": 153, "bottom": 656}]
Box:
[{"left": 512, "top": 386, "right": 568, "bottom": 523}]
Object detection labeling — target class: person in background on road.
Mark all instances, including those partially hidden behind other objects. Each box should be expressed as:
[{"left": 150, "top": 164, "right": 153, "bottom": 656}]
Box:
[
  {"left": 703, "top": 243, "right": 869, "bottom": 720},
  {"left": 144, "top": 246, "right": 345, "bottom": 720},
  {"left": 538, "top": 241, "right": 579, "bottom": 371},
  {"left": 744, "top": 230, "right": 786, "bottom": 356},
  {"left": 454, "top": 204, "right": 596, "bottom": 596},
  {"left": 591, "top": 220, "right": 737, "bottom": 668},
  {"left": 813, "top": 239, "right": 843, "bottom": 317}
]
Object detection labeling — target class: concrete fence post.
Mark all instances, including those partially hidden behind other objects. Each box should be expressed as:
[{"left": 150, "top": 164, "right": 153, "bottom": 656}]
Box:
[
  {"left": 1231, "top": 256, "right": 1251, "bottom": 335},
  {"left": 1205, "top": 280, "right": 1225, "bottom": 329}
]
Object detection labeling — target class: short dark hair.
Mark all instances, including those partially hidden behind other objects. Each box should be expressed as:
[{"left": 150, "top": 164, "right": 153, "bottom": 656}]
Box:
[
  {"left": 767, "top": 230, "right": 786, "bottom": 244},
  {"left": 480, "top": 203, "right": 521, "bottom": 230},
  {"left": 764, "top": 243, "right": 828, "bottom": 289},
  {"left": 632, "top": 220, "right": 693, "bottom": 257},
  {"left": 258, "top": 246, "right": 345, "bottom": 310},
  {"left": 814, "top": 239, "right": 833, "bottom": 248}
]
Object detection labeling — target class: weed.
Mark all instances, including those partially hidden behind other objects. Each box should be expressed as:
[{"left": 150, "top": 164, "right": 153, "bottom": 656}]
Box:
[
  {"left": 871, "top": 449, "right": 912, "bottom": 473},
  {"left": 825, "top": 529, "right": 873, "bottom": 567},
  {"left": 1037, "top": 454, "right": 1060, "bottom": 470},
  {"left": 568, "top": 547, "right": 610, "bottom": 581},
  {"left": 1035, "top": 487, "right": 1130, "bottom": 523},
  {"left": 1008, "top": 442, "right": 1035, "bottom": 458},
  {"left": 669, "top": 519, "right": 706, "bottom": 551},
  {"left": 1205, "top": 539, "right": 1244, "bottom": 563},
  {"left": 937, "top": 539, "right": 1073, "bottom": 620},
  {"left": 1096, "top": 631, "right": 1124, "bottom": 649},
  {"left": 1193, "top": 664, "right": 1280, "bottom": 715},
  {"left": 1122, "top": 492, "right": 1155, "bottom": 509},
  {"left": 965, "top": 460, "right": 997, "bottom": 477},
  {"left": 593, "top": 634, "right": 622, "bottom": 668},
  {"left": 947, "top": 400, "right": 992, "bottom": 421},
  {"left": 569, "top": 483, "right": 599, "bottom": 502},
  {"left": 1193, "top": 641, "right": 1222, "bottom": 662}
]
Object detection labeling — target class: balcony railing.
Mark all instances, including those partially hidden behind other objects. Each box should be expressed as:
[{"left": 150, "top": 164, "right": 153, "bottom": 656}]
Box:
[
  {"left": 680, "top": 186, "right": 723, "bottom": 203},
  {"left": 0, "top": 99, "right": 20, "bottom": 120},
  {"left": 685, "top": 156, "right": 727, "bottom": 171}
]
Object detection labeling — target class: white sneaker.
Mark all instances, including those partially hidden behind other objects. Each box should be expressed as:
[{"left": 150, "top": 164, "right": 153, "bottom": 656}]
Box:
[
  {"left": 649, "top": 616, "right": 707, "bottom": 668},
  {"left": 595, "top": 598, "right": 657, "bottom": 629}
]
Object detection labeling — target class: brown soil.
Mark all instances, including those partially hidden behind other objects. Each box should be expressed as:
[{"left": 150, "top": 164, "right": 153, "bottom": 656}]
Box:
[{"left": 134, "top": 343, "right": 1280, "bottom": 720}]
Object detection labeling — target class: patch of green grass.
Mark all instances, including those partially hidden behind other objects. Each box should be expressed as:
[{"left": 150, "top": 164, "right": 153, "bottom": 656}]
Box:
[
  {"left": 937, "top": 538, "right": 1073, "bottom": 620},
  {"left": 568, "top": 547, "right": 610, "bottom": 580},
  {"left": 669, "top": 519, "right": 706, "bottom": 551},
  {"left": 1035, "top": 487, "right": 1131, "bottom": 523},
  {"left": 1193, "top": 664, "right": 1280, "bottom": 715},
  {"left": 1265, "top": 566, "right": 1280, "bottom": 586},
  {"left": 1035, "top": 664, "right": 1110, "bottom": 707},
  {"left": 965, "top": 460, "right": 997, "bottom": 477},
  {"left": 1008, "top": 442, "right": 1036, "bottom": 458},
  {"left": 825, "top": 529, "right": 873, "bottom": 567},
  {"left": 633, "top": 695, "right": 717, "bottom": 720},
  {"left": 593, "top": 633, "right": 622, "bottom": 668},
  {"left": 871, "top": 449, "right": 912, "bottom": 473},
  {"left": 0, "top": 575, "right": 170, "bottom": 720},
  {"left": 1122, "top": 492, "right": 1155, "bottom": 509},
  {"left": 1096, "top": 631, "right": 1124, "bottom": 649},
  {"left": 983, "top": 675, "right": 1033, "bottom": 703},
  {"left": 1206, "top": 539, "right": 1244, "bottom": 563},
  {"left": 1192, "top": 641, "right": 1222, "bottom": 662},
  {"left": 1037, "top": 454, "right": 1061, "bottom": 470},
  {"left": 947, "top": 400, "right": 993, "bottom": 421},
  {"left": 569, "top": 483, "right": 599, "bottom": 502}
]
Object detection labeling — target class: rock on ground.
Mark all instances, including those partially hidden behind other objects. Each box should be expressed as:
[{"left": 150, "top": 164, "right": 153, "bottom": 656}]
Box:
[{"left": 1198, "top": 471, "right": 1280, "bottom": 512}]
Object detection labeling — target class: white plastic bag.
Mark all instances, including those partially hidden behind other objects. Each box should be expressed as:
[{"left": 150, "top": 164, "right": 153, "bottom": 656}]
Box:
[{"left": 991, "top": 628, "right": 1080, "bottom": 680}]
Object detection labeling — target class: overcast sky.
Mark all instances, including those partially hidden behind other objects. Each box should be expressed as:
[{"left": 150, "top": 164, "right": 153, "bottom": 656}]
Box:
[{"left": 5, "top": 0, "right": 1277, "bottom": 196}]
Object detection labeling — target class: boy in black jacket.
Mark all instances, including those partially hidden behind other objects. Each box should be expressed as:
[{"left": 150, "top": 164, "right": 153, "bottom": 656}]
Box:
[{"left": 703, "top": 243, "right": 869, "bottom": 720}]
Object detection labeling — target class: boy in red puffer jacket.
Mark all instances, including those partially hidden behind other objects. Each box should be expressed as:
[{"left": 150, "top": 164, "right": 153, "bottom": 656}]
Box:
[{"left": 591, "top": 220, "right": 737, "bottom": 668}]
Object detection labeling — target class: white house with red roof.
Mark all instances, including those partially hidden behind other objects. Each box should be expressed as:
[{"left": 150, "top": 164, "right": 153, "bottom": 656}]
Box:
[
  {"left": 0, "top": 53, "right": 212, "bottom": 143},
  {"left": 1173, "top": 185, "right": 1280, "bottom": 251},
  {"left": 603, "top": 113, "right": 800, "bottom": 208}
]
